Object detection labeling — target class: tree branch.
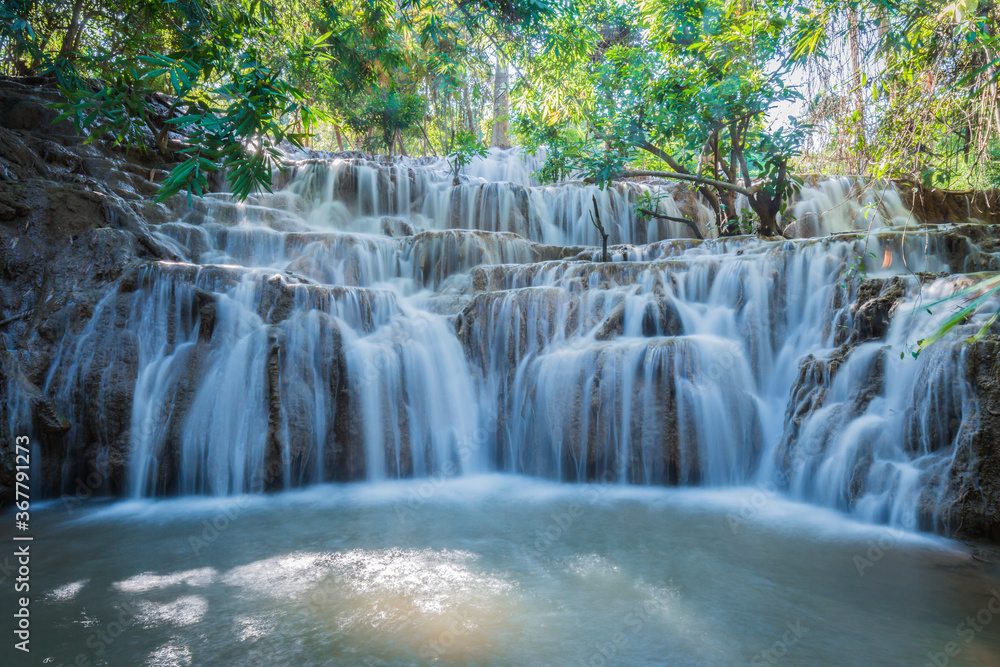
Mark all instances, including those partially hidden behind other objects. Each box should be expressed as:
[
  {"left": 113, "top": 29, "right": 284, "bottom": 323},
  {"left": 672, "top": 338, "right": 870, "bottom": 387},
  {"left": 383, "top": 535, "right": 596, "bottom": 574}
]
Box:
[
  {"left": 588, "top": 170, "right": 756, "bottom": 196},
  {"left": 637, "top": 140, "right": 688, "bottom": 173},
  {"left": 590, "top": 196, "right": 610, "bottom": 262},
  {"left": 0, "top": 310, "right": 30, "bottom": 327},
  {"left": 637, "top": 208, "right": 703, "bottom": 240},
  {"left": 634, "top": 139, "right": 725, "bottom": 220}
]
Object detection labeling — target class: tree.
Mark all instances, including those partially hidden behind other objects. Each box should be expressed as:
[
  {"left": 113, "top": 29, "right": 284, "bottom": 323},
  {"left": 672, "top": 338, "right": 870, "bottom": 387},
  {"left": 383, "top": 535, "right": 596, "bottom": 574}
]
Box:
[
  {"left": 511, "top": 0, "right": 809, "bottom": 236},
  {"left": 5, "top": 0, "right": 994, "bottom": 222},
  {"left": 447, "top": 128, "right": 488, "bottom": 183},
  {"left": 345, "top": 89, "right": 427, "bottom": 155},
  {"left": 490, "top": 59, "right": 511, "bottom": 148},
  {"left": 0, "top": 0, "right": 557, "bottom": 200},
  {"left": 796, "top": 0, "right": 1000, "bottom": 189}
]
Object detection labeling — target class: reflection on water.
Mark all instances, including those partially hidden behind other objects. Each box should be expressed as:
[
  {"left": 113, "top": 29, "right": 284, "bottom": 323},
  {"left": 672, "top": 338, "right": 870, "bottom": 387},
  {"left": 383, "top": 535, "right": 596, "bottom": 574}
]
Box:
[{"left": 3, "top": 476, "right": 1000, "bottom": 666}]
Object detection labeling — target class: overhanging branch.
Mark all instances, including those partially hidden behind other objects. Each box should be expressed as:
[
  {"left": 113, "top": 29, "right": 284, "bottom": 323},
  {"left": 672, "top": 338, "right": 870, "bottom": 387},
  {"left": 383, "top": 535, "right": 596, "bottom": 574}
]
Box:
[
  {"left": 588, "top": 170, "right": 756, "bottom": 197},
  {"left": 637, "top": 140, "right": 689, "bottom": 174}
]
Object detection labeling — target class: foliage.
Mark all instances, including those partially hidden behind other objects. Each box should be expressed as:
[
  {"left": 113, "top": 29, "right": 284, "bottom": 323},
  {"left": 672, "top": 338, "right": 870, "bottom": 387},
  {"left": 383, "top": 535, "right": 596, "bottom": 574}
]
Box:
[
  {"left": 985, "top": 138, "right": 1000, "bottom": 188},
  {"left": 512, "top": 0, "right": 997, "bottom": 234},
  {"left": 513, "top": 116, "right": 585, "bottom": 182},
  {"left": 0, "top": 0, "right": 39, "bottom": 69},
  {"left": 909, "top": 274, "right": 1000, "bottom": 358},
  {"left": 446, "top": 128, "right": 488, "bottom": 182},
  {"left": 1, "top": 0, "right": 997, "bottom": 223},
  {"left": 796, "top": 0, "right": 1000, "bottom": 189},
  {"left": 0, "top": 0, "right": 556, "bottom": 200},
  {"left": 41, "top": 0, "right": 333, "bottom": 201},
  {"left": 346, "top": 89, "right": 427, "bottom": 154},
  {"left": 507, "top": 0, "right": 816, "bottom": 235}
]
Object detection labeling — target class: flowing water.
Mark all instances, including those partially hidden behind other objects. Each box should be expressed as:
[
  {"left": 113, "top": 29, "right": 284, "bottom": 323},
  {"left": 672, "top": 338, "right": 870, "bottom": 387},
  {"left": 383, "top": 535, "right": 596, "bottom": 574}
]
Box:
[
  {"left": 3, "top": 477, "right": 1000, "bottom": 666},
  {"left": 5, "top": 148, "right": 1000, "bottom": 664},
  {"left": 34, "top": 148, "right": 993, "bottom": 525}
]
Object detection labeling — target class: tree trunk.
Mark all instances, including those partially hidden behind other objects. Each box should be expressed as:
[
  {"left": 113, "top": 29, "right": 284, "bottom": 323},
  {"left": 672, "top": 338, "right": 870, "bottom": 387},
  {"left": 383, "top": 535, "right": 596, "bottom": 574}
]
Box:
[
  {"left": 420, "top": 120, "right": 437, "bottom": 156},
  {"left": 490, "top": 60, "right": 511, "bottom": 149},
  {"left": 748, "top": 160, "right": 787, "bottom": 237},
  {"left": 591, "top": 196, "right": 610, "bottom": 261},
  {"left": 72, "top": 14, "right": 89, "bottom": 53},
  {"left": 749, "top": 193, "right": 780, "bottom": 236},
  {"left": 848, "top": 6, "right": 865, "bottom": 169},
  {"left": 463, "top": 84, "right": 475, "bottom": 135},
  {"left": 58, "top": 0, "right": 87, "bottom": 60}
]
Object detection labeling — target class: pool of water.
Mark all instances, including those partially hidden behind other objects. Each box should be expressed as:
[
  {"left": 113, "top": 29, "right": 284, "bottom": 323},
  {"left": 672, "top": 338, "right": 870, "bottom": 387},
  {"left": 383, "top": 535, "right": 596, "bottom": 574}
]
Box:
[{"left": 3, "top": 476, "right": 999, "bottom": 666}]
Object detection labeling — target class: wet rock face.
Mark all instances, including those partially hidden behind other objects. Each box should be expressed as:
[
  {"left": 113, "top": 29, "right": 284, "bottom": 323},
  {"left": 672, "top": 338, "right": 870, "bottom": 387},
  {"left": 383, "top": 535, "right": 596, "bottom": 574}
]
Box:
[
  {"left": 0, "top": 71, "right": 372, "bottom": 500},
  {"left": 896, "top": 182, "right": 1000, "bottom": 226},
  {"left": 934, "top": 223, "right": 1000, "bottom": 273},
  {"left": 949, "top": 338, "right": 1000, "bottom": 541},
  {"left": 27, "top": 266, "right": 366, "bottom": 498},
  {"left": 769, "top": 273, "right": 1000, "bottom": 542},
  {"left": 496, "top": 336, "right": 764, "bottom": 485},
  {"left": 0, "top": 91, "right": 174, "bottom": 501},
  {"left": 523, "top": 343, "right": 689, "bottom": 484},
  {"left": 776, "top": 347, "right": 848, "bottom": 472},
  {"left": 848, "top": 278, "right": 905, "bottom": 344},
  {"left": 774, "top": 344, "right": 887, "bottom": 486},
  {"left": 0, "top": 80, "right": 219, "bottom": 499}
]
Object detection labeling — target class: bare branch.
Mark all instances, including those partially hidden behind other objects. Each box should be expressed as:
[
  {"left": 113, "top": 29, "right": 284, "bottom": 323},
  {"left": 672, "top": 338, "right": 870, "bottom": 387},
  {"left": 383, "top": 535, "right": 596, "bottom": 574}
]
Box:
[{"left": 637, "top": 208, "right": 703, "bottom": 240}]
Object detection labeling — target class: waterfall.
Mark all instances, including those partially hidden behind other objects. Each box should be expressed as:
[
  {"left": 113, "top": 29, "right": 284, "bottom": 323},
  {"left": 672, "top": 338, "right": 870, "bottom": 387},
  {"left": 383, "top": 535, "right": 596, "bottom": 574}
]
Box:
[{"left": 31, "top": 149, "right": 1000, "bottom": 536}]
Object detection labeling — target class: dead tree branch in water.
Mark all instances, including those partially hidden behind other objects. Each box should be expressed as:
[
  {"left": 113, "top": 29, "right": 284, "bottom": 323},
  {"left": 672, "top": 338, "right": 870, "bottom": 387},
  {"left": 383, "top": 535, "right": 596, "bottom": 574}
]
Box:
[
  {"left": 590, "top": 196, "right": 610, "bottom": 262},
  {"left": 636, "top": 208, "right": 703, "bottom": 240}
]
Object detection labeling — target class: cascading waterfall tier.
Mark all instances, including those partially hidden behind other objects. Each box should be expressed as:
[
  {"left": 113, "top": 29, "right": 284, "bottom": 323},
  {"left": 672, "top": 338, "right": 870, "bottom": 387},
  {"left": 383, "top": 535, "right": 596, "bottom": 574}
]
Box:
[{"left": 17, "top": 147, "right": 1000, "bottom": 538}]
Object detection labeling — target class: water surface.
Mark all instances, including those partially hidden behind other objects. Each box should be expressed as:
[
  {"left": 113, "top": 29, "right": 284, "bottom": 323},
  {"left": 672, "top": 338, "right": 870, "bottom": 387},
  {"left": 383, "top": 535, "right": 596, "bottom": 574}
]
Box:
[{"left": 3, "top": 476, "right": 999, "bottom": 666}]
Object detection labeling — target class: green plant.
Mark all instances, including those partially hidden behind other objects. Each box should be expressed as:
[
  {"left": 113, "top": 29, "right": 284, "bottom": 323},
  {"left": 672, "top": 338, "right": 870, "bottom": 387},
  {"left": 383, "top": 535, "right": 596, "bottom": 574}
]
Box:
[
  {"left": 907, "top": 274, "right": 1000, "bottom": 358},
  {"left": 3, "top": 0, "right": 557, "bottom": 199},
  {"left": 0, "top": 0, "right": 40, "bottom": 73},
  {"left": 514, "top": 117, "right": 586, "bottom": 183},
  {"left": 839, "top": 205, "right": 881, "bottom": 288},
  {"left": 796, "top": 0, "right": 999, "bottom": 189},
  {"left": 840, "top": 251, "right": 877, "bottom": 289},
  {"left": 345, "top": 89, "right": 426, "bottom": 155},
  {"left": 446, "top": 129, "right": 488, "bottom": 184},
  {"left": 985, "top": 139, "right": 1000, "bottom": 189},
  {"left": 50, "top": 45, "right": 329, "bottom": 201}
]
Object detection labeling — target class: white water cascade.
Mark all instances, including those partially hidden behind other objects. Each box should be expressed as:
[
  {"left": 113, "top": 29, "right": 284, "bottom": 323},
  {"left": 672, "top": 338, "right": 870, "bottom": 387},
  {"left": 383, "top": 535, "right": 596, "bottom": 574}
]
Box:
[{"left": 37, "top": 148, "right": 1000, "bottom": 535}]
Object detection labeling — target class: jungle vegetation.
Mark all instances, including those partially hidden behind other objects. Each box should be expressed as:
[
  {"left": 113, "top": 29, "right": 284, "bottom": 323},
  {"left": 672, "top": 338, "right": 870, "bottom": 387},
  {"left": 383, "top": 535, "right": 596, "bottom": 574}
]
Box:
[{"left": 1, "top": 0, "right": 997, "bottom": 233}]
